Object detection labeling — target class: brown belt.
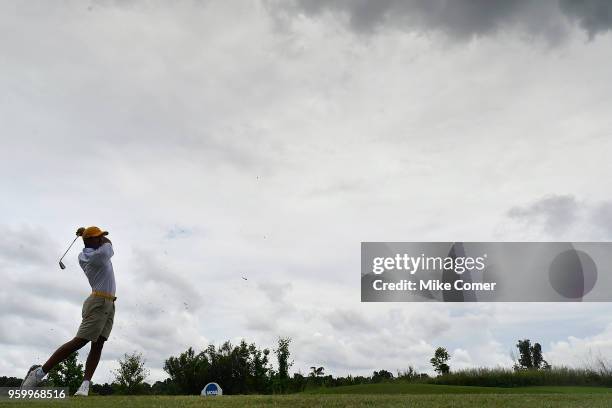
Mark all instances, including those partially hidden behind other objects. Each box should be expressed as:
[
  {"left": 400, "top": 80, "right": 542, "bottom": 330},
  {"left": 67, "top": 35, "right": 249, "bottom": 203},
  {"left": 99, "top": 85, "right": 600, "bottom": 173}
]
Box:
[{"left": 91, "top": 291, "right": 117, "bottom": 301}]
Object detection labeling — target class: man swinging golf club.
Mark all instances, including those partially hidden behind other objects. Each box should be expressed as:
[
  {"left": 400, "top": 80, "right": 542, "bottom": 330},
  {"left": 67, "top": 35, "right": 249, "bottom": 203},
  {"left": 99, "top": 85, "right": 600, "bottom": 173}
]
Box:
[{"left": 21, "top": 226, "right": 116, "bottom": 396}]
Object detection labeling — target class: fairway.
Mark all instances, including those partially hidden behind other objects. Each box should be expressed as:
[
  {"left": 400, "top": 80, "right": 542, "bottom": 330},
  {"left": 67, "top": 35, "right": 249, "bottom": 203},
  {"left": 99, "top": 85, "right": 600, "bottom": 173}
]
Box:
[
  {"left": 3, "top": 394, "right": 612, "bottom": 408},
  {"left": 304, "top": 382, "right": 612, "bottom": 395}
]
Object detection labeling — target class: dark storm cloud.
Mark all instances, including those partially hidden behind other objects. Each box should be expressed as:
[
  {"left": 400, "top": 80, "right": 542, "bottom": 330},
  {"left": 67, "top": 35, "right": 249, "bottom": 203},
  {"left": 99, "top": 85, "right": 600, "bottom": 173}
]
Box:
[
  {"left": 507, "top": 194, "right": 578, "bottom": 234},
  {"left": 293, "top": 0, "right": 530, "bottom": 37},
  {"left": 559, "top": 0, "right": 612, "bottom": 38},
  {"left": 283, "top": 0, "right": 612, "bottom": 40}
]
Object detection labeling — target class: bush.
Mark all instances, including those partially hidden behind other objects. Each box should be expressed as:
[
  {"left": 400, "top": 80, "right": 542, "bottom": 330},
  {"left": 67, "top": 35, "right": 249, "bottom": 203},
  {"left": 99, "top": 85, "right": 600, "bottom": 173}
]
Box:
[
  {"left": 113, "top": 352, "right": 150, "bottom": 394},
  {"left": 427, "top": 366, "right": 612, "bottom": 388},
  {"left": 164, "top": 340, "right": 272, "bottom": 395},
  {"left": 46, "top": 352, "right": 83, "bottom": 394}
]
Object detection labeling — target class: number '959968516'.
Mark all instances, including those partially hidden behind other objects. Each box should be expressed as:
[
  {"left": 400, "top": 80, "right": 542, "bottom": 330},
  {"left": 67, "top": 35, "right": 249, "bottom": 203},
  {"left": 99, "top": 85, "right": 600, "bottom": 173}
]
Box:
[{"left": 0, "top": 387, "right": 68, "bottom": 399}]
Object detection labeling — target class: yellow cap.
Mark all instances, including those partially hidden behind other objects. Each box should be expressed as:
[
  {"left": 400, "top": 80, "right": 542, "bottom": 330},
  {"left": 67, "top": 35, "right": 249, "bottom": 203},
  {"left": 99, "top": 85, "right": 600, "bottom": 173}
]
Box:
[{"left": 81, "top": 226, "right": 109, "bottom": 239}]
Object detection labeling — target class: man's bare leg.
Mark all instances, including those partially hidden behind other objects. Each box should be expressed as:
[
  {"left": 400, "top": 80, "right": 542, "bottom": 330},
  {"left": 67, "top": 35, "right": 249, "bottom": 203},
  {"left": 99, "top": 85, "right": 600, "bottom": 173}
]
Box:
[
  {"left": 41, "top": 337, "right": 88, "bottom": 373},
  {"left": 20, "top": 338, "right": 88, "bottom": 389},
  {"left": 83, "top": 337, "right": 106, "bottom": 381}
]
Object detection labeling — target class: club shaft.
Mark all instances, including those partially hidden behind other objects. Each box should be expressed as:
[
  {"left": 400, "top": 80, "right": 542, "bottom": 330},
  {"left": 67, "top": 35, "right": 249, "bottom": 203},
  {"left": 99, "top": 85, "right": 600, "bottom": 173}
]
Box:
[{"left": 59, "top": 236, "right": 79, "bottom": 262}]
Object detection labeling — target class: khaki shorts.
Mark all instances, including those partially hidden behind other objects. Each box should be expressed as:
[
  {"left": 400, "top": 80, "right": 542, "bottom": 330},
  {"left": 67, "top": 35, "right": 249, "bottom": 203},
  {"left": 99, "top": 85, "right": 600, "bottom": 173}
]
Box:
[{"left": 76, "top": 295, "right": 115, "bottom": 342}]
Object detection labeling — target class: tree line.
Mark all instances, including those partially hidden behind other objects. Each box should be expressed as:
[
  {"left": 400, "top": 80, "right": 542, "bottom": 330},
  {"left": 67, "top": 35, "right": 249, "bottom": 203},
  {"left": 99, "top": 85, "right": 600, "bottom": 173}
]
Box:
[{"left": 1, "top": 337, "right": 562, "bottom": 394}]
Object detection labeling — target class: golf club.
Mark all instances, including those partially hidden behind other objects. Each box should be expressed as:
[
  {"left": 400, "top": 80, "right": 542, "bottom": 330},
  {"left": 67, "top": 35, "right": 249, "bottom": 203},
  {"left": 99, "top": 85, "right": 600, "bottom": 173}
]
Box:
[{"left": 58, "top": 236, "right": 79, "bottom": 269}]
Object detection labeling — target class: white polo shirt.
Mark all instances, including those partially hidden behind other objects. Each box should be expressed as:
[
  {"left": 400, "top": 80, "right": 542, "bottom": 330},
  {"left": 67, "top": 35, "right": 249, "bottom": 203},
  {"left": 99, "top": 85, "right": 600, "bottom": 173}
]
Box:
[{"left": 78, "top": 242, "right": 116, "bottom": 295}]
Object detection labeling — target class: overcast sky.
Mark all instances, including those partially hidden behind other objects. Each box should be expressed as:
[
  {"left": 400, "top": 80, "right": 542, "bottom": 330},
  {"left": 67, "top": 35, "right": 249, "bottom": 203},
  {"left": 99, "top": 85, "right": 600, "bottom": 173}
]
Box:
[{"left": 2, "top": 0, "right": 612, "bottom": 383}]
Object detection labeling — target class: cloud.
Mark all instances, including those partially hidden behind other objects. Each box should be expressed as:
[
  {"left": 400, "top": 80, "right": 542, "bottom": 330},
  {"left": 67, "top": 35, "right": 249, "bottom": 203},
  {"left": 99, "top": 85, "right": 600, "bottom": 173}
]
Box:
[
  {"left": 547, "top": 323, "right": 612, "bottom": 367},
  {"left": 0, "top": 224, "right": 57, "bottom": 267},
  {"left": 257, "top": 281, "right": 293, "bottom": 304},
  {"left": 2, "top": 0, "right": 612, "bottom": 383},
  {"left": 277, "top": 0, "right": 612, "bottom": 42},
  {"left": 130, "top": 247, "right": 202, "bottom": 306},
  {"left": 245, "top": 314, "right": 278, "bottom": 333},
  {"left": 559, "top": 0, "right": 612, "bottom": 39},
  {"left": 505, "top": 195, "right": 612, "bottom": 239},
  {"left": 590, "top": 201, "right": 612, "bottom": 237},
  {"left": 507, "top": 194, "right": 579, "bottom": 235},
  {"left": 326, "top": 309, "right": 375, "bottom": 332}
]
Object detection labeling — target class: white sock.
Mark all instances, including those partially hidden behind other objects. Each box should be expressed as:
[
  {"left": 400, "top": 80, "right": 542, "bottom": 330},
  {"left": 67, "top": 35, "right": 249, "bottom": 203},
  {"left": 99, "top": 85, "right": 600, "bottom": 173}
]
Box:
[{"left": 81, "top": 380, "right": 90, "bottom": 386}]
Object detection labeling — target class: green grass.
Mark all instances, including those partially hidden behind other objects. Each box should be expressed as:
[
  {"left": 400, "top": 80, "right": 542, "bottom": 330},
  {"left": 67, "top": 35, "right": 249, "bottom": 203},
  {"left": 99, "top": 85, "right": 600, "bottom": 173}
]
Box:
[
  {"left": 3, "top": 394, "right": 612, "bottom": 408},
  {"left": 3, "top": 384, "right": 612, "bottom": 408},
  {"left": 304, "top": 382, "right": 612, "bottom": 395}
]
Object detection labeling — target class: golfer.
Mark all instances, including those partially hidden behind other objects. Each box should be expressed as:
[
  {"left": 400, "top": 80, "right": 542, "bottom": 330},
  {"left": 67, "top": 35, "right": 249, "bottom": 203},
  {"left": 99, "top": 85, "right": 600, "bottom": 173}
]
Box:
[{"left": 21, "top": 226, "right": 116, "bottom": 396}]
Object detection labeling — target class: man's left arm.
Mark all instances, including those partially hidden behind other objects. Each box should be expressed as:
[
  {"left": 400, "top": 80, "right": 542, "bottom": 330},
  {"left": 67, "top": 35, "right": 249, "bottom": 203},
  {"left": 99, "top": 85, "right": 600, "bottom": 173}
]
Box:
[{"left": 90, "top": 240, "right": 114, "bottom": 264}]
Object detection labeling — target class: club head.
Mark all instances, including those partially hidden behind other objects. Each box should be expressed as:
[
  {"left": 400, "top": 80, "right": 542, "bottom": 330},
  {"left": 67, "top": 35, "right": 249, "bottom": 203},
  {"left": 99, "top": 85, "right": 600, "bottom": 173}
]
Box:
[{"left": 59, "top": 261, "right": 66, "bottom": 270}]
